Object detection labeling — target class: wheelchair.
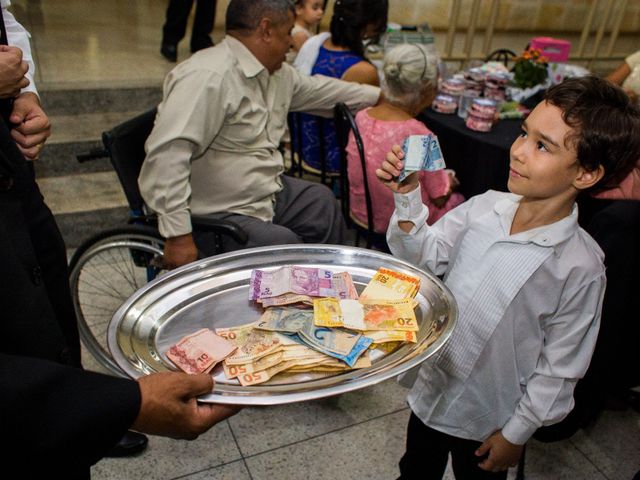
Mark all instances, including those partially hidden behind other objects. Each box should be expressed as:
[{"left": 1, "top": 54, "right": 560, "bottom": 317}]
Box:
[{"left": 69, "top": 108, "right": 247, "bottom": 375}]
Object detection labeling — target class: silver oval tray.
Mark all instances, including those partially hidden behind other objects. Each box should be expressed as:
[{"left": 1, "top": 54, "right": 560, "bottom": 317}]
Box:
[{"left": 108, "top": 244, "right": 457, "bottom": 405}]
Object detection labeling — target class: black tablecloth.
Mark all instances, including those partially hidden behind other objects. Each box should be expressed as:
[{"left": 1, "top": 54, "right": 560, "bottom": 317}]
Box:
[{"left": 418, "top": 109, "right": 522, "bottom": 198}]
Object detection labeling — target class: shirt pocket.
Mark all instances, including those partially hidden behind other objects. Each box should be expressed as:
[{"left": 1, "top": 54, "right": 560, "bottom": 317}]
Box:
[{"left": 223, "top": 96, "right": 268, "bottom": 146}]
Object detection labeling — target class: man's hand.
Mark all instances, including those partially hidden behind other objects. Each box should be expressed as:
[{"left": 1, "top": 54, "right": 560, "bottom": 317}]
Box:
[
  {"left": 132, "top": 372, "right": 241, "bottom": 440},
  {"left": 375, "top": 144, "right": 420, "bottom": 194},
  {"left": 475, "top": 430, "right": 524, "bottom": 472},
  {"left": 0, "top": 45, "right": 28, "bottom": 98},
  {"left": 10, "top": 92, "right": 51, "bottom": 160},
  {"left": 163, "top": 233, "right": 198, "bottom": 269}
]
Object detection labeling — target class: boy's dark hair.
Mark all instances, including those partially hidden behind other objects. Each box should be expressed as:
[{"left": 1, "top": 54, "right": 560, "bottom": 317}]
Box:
[
  {"left": 544, "top": 76, "right": 640, "bottom": 193},
  {"left": 226, "top": 0, "right": 295, "bottom": 33},
  {"left": 330, "top": 0, "right": 388, "bottom": 57}
]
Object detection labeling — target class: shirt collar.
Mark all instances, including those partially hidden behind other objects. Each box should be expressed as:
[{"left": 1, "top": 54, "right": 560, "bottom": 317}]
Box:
[
  {"left": 224, "top": 35, "right": 267, "bottom": 79},
  {"left": 493, "top": 193, "right": 578, "bottom": 250}
]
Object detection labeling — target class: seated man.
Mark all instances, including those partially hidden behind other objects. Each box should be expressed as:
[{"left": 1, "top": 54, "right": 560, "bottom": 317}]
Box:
[{"left": 139, "top": 0, "right": 381, "bottom": 269}]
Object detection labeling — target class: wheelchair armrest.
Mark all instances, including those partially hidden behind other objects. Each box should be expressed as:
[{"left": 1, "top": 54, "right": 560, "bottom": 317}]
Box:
[{"left": 191, "top": 215, "right": 249, "bottom": 245}]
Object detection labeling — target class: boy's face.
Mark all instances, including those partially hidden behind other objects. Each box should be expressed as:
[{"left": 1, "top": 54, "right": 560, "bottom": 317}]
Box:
[
  {"left": 508, "top": 101, "right": 583, "bottom": 202},
  {"left": 297, "top": 1, "right": 324, "bottom": 25}
]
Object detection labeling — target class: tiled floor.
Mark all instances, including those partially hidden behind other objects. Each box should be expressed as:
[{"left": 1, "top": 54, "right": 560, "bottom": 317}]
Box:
[{"left": 9, "top": 0, "right": 640, "bottom": 479}]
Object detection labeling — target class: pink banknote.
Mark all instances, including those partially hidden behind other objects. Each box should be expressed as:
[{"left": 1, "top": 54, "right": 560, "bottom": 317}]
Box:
[{"left": 167, "top": 328, "right": 237, "bottom": 374}]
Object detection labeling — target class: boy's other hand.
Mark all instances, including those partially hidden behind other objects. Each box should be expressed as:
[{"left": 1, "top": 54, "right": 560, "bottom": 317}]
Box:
[
  {"left": 475, "top": 430, "right": 523, "bottom": 472},
  {"left": 375, "top": 144, "right": 419, "bottom": 194}
]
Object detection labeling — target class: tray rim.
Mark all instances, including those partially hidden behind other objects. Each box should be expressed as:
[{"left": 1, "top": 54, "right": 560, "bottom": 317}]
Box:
[{"left": 108, "top": 244, "right": 457, "bottom": 405}]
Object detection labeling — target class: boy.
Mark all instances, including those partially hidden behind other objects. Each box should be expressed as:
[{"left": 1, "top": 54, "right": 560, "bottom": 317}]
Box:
[{"left": 376, "top": 76, "right": 640, "bottom": 479}]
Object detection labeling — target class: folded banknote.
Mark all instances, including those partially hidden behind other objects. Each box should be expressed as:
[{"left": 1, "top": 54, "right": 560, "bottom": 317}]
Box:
[{"left": 398, "top": 134, "right": 446, "bottom": 182}]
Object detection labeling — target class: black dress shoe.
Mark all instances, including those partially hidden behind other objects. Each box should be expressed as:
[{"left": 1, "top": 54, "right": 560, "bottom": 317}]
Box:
[
  {"left": 191, "top": 35, "right": 214, "bottom": 53},
  {"left": 161, "top": 43, "right": 177, "bottom": 62},
  {"left": 106, "top": 430, "right": 149, "bottom": 457}
]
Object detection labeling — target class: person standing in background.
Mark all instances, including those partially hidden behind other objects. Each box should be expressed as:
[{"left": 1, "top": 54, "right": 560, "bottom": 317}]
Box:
[{"left": 161, "top": 0, "right": 217, "bottom": 62}]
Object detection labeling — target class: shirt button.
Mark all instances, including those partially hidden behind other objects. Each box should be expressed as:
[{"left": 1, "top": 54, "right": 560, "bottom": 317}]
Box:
[{"left": 32, "top": 266, "right": 43, "bottom": 285}]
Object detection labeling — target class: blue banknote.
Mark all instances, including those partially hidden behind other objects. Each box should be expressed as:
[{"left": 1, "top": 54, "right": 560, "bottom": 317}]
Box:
[{"left": 397, "top": 134, "right": 446, "bottom": 182}]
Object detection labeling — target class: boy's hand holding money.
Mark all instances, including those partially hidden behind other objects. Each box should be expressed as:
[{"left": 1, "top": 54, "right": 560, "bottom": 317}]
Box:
[{"left": 376, "top": 144, "right": 420, "bottom": 194}]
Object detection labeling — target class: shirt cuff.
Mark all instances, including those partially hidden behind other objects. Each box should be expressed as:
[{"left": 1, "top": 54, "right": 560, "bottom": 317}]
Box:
[
  {"left": 501, "top": 415, "right": 537, "bottom": 445},
  {"left": 393, "top": 187, "right": 429, "bottom": 226},
  {"left": 157, "top": 208, "right": 192, "bottom": 239}
]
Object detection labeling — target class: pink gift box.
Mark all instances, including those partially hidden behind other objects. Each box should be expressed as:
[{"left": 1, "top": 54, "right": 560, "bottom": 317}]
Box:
[{"left": 530, "top": 37, "right": 571, "bottom": 63}]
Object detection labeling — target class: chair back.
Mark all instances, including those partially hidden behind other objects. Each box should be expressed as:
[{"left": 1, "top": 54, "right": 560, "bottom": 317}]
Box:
[
  {"left": 334, "top": 102, "right": 377, "bottom": 247},
  {"left": 101, "top": 107, "right": 157, "bottom": 213},
  {"left": 484, "top": 48, "right": 517, "bottom": 67}
]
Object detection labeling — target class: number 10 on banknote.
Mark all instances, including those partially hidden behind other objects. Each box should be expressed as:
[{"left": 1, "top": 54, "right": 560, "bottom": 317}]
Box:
[{"left": 397, "top": 134, "right": 446, "bottom": 182}]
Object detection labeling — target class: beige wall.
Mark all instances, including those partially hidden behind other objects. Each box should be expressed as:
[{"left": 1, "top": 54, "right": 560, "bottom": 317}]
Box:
[
  {"left": 212, "top": 0, "right": 639, "bottom": 66},
  {"left": 214, "top": 0, "right": 640, "bottom": 33}
]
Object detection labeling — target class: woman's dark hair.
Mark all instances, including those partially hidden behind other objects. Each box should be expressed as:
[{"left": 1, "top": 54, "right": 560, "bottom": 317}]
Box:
[
  {"left": 226, "top": 0, "right": 295, "bottom": 32},
  {"left": 330, "top": 0, "right": 388, "bottom": 57},
  {"left": 544, "top": 76, "right": 640, "bottom": 193}
]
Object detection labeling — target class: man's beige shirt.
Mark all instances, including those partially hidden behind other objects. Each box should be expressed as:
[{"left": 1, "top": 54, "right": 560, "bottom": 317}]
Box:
[{"left": 139, "top": 35, "right": 380, "bottom": 238}]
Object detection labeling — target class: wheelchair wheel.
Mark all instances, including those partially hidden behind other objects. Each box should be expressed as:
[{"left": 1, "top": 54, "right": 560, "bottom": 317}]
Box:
[{"left": 69, "top": 225, "right": 165, "bottom": 376}]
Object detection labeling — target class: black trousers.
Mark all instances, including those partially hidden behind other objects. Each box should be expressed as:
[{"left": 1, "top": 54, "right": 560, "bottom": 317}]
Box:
[
  {"left": 162, "top": 0, "right": 216, "bottom": 50},
  {"left": 398, "top": 412, "right": 508, "bottom": 480}
]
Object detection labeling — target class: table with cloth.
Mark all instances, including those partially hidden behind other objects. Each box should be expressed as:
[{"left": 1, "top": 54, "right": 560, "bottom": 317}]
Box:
[{"left": 418, "top": 108, "right": 521, "bottom": 198}]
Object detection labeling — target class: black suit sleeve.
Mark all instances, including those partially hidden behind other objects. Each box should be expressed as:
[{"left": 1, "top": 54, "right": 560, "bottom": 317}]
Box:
[{"left": 0, "top": 353, "right": 141, "bottom": 471}]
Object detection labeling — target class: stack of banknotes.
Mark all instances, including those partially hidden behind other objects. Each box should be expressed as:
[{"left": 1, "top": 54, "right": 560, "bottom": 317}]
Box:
[
  {"left": 166, "top": 266, "right": 422, "bottom": 386},
  {"left": 397, "top": 134, "right": 446, "bottom": 182}
]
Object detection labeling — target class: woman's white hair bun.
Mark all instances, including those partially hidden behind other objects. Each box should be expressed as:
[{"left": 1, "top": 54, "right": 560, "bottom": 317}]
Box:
[{"left": 384, "top": 62, "right": 401, "bottom": 79}]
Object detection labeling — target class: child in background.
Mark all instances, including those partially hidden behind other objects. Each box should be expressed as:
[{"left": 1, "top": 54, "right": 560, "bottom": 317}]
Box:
[
  {"left": 294, "top": 0, "right": 388, "bottom": 175},
  {"left": 292, "top": 0, "right": 324, "bottom": 54},
  {"left": 376, "top": 76, "right": 640, "bottom": 479},
  {"left": 346, "top": 43, "right": 464, "bottom": 232}
]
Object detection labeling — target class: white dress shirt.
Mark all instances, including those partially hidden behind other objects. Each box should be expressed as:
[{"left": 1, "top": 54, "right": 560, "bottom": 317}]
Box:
[
  {"left": 1, "top": 0, "right": 37, "bottom": 95},
  {"left": 389, "top": 188, "right": 605, "bottom": 445},
  {"left": 139, "top": 35, "right": 380, "bottom": 238}
]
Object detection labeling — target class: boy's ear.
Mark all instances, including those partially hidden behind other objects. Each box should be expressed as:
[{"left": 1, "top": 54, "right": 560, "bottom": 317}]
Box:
[{"left": 574, "top": 165, "right": 605, "bottom": 191}]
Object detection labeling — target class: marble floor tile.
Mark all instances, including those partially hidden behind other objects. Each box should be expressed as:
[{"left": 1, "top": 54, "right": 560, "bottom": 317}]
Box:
[
  {"left": 570, "top": 409, "right": 640, "bottom": 480},
  {"left": 91, "top": 420, "right": 242, "bottom": 480},
  {"left": 244, "top": 409, "right": 410, "bottom": 480},
  {"left": 515, "top": 437, "right": 607, "bottom": 480},
  {"left": 179, "top": 460, "right": 253, "bottom": 480},
  {"left": 37, "top": 171, "right": 127, "bottom": 214},
  {"left": 228, "top": 378, "right": 411, "bottom": 456}
]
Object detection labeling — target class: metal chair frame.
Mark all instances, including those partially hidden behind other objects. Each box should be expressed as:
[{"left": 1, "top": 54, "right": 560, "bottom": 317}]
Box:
[{"left": 333, "top": 102, "right": 388, "bottom": 251}]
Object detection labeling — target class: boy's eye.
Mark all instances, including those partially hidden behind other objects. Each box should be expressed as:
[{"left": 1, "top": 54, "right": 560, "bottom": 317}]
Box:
[
  {"left": 518, "top": 130, "right": 527, "bottom": 138},
  {"left": 536, "top": 141, "right": 548, "bottom": 152}
]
